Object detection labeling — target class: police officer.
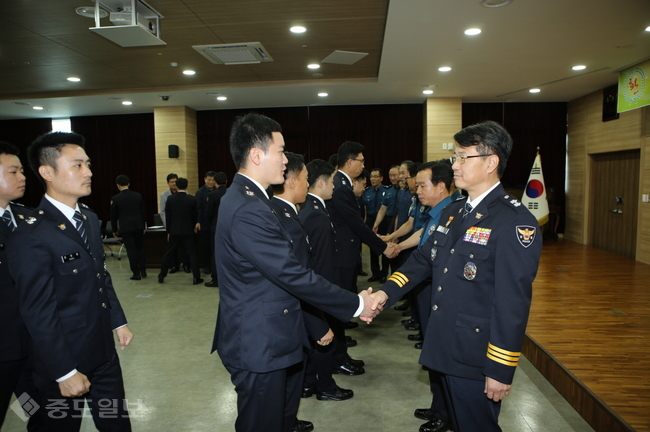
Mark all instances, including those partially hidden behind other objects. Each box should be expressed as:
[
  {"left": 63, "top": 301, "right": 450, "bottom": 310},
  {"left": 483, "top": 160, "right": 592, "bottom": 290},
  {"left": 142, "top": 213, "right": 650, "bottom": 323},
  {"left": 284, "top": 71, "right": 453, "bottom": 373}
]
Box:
[{"left": 371, "top": 121, "right": 542, "bottom": 432}]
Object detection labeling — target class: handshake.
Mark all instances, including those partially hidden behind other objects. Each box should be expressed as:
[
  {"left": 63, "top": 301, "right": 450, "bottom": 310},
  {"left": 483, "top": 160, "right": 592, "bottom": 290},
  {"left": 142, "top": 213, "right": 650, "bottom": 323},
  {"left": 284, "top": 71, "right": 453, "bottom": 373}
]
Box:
[
  {"left": 383, "top": 242, "right": 400, "bottom": 259},
  {"left": 358, "top": 288, "right": 389, "bottom": 323}
]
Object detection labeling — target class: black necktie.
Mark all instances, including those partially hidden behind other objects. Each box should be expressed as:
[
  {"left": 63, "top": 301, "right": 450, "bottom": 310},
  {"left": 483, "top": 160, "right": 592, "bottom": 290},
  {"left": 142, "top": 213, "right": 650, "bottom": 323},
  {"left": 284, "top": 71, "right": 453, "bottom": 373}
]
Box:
[
  {"left": 2, "top": 209, "right": 15, "bottom": 231},
  {"left": 462, "top": 202, "right": 473, "bottom": 220},
  {"left": 73, "top": 211, "right": 89, "bottom": 246}
]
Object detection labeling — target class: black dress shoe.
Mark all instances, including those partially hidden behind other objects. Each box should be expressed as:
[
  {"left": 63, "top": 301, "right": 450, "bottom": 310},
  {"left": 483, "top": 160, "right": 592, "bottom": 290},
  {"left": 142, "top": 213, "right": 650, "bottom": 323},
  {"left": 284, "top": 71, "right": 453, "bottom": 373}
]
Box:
[
  {"left": 414, "top": 408, "right": 435, "bottom": 421},
  {"left": 379, "top": 276, "right": 387, "bottom": 283},
  {"left": 414, "top": 342, "right": 423, "bottom": 349},
  {"left": 347, "top": 358, "right": 365, "bottom": 367},
  {"left": 332, "top": 362, "right": 365, "bottom": 376},
  {"left": 408, "top": 333, "right": 424, "bottom": 341},
  {"left": 367, "top": 275, "right": 380, "bottom": 282},
  {"left": 158, "top": 275, "right": 164, "bottom": 283},
  {"left": 204, "top": 280, "right": 218, "bottom": 287},
  {"left": 419, "top": 418, "right": 451, "bottom": 432},
  {"left": 401, "top": 318, "right": 414, "bottom": 325},
  {"left": 405, "top": 322, "right": 420, "bottom": 331},
  {"left": 141, "top": 270, "right": 147, "bottom": 278},
  {"left": 358, "top": 270, "right": 368, "bottom": 276},
  {"left": 292, "top": 419, "right": 314, "bottom": 432},
  {"left": 129, "top": 275, "right": 141, "bottom": 280},
  {"left": 401, "top": 308, "right": 412, "bottom": 316},
  {"left": 301, "top": 387, "right": 315, "bottom": 398},
  {"left": 344, "top": 321, "right": 359, "bottom": 329},
  {"left": 345, "top": 338, "right": 357, "bottom": 347},
  {"left": 394, "top": 301, "right": 410, "bottom": 311},
  {"left": 183, "top": 265, "right": 191, "bottom": 273},
  {"left": 169, "top": 266, "right": 179, "bottom": 274},
  {"left": 316, "top": 385, "right": 354, "bottom": 401},
  {"left": 193, "top": 278, "right": 204, "bottom": 285}
]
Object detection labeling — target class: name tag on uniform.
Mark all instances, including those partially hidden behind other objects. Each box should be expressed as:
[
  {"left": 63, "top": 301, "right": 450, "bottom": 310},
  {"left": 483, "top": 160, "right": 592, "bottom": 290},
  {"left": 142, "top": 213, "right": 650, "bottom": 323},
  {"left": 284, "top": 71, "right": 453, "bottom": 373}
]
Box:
[
  {"left": 463, "top": 227, "right": 491, "bottom": 245},
  {"left": 61, "top": 252, "right": 81, "bottom": 263},
  {"left": 436, "top": 225, "right": 449, "bottom": 235}
]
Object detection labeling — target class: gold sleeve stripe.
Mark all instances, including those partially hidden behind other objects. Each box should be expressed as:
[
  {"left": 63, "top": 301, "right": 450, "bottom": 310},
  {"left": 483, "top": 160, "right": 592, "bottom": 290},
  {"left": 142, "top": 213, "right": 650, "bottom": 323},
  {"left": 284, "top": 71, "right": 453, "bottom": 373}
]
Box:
[
  {"left": 487, "top": 343, "right": 521, "bottom": 358},
  {"left": 389, "top": 272, "right": 409, "bottom": 286},
  {"left": 387, "top": 277, "right": 404, "bottom": 287},
  {"left": 486, "top": 352, "right": 519, "bottom": 367},
  {"left": 487, "top": 348, "right": 519, "bottom": 363}
]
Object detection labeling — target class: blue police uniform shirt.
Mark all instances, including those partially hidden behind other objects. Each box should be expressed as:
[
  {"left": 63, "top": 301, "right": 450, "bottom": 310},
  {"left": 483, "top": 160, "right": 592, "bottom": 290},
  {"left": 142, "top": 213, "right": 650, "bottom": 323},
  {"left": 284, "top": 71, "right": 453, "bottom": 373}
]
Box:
[
  {"left": 418, "top": 195, "right": 454, "bottom": 249},
  {"left": 396, "top": 188, "right": 414, "bottom": 228},
  {"left": 362, "top": 186, "right": 383, "bottom": 216},
  {"left": 380, "top": 185, "right": 397, "bottom": 217},
  {"left": 409, "top": 197, "right": 428, "bottom": 232}
]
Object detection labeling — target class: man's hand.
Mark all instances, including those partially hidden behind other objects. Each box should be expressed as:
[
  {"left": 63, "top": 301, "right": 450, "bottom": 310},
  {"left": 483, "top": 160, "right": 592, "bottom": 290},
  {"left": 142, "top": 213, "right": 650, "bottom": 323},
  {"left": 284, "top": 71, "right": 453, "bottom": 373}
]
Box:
[
  {"left": 59, "top": 372, "right": 91, "bottom": 398},
  {"left": 194, "top": 223, "right": 201, "bottom": 233},
  {"left": 317, "top": 329, "right": 334, "bottom": 346},
  {"left": 370, "top": 290, "right": 389, "bottom": 311},
  {"left": 359, "top": 288, "right": 381, "bottom": 323},
  {"left": 384, "top": 243, "right": 399, "bottom": 258},
  {"left": 484, "top": 376, "right": 511, "bottom": 402},
  {"left": 372, "top": 224, "right": 379, "bottom": 233},
  {"left": 115, "top": 325, "right": 134, "bottom": 350}
]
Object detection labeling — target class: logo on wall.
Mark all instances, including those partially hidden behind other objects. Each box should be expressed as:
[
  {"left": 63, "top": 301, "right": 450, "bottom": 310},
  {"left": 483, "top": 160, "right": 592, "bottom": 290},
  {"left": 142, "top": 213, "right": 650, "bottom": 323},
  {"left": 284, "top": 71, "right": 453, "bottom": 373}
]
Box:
[{"left": 622, "top": 67, "right": 646, "bottom": 104}]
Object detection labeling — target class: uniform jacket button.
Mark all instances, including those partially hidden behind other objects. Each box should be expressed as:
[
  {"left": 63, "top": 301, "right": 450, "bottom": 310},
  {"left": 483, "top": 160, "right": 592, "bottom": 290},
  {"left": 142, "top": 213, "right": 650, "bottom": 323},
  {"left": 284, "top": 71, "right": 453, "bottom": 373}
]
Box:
[
  {"left": 99, "top": 288, "right": 103, "bottom": 293},
  {"left": 437, "top": 286, "right": 442, "bottom": 292},
  {"left": 73, "top": 269, "right": 78, "bottom": 274},
  {"left": 432, "top": 305, "right": 438, "bottom": 311},
  {"left": 443, "top": 268, "right": 448, "bottom": 273},
  {"left": 283, "top": 308, "right": 289, "bottom": 314},
  {"left": 475, "top": 328, "right": 480, "bottom": 332},
  {"left": 102, "top": 303, "right": 107, "bottom": 308},
  {"left": 469, "top": 253, "right": 474, "bottom": 259},
  {"left": 450, "top": 248, "right": 455, "bottom": 254}
]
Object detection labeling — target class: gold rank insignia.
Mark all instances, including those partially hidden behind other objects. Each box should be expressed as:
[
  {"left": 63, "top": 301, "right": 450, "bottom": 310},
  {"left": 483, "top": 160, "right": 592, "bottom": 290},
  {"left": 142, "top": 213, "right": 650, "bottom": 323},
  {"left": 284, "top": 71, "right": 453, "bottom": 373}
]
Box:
[
  {"left": 487, "top": 343, "right": 520, "bottom": 367},
  {"left": 25, "top": 217, "right": 37, "bottom": 224},
  {"left": 387, "top": 272, "right": 409, "bottom": 287},
  {"left": 17, "top": 214, "right": 24, "bottom": 219},
  {"left": 82, "top": 214, "right": 87, "bottom": 220},
  {"left": 475, "top": 212, "right": 483, "bottom": 219},
  {"left": 445, "top": 216, "right": 454, "bottom": 227},
  {"left": 58, "top": 224, "right": 66, "bottom": 230}
]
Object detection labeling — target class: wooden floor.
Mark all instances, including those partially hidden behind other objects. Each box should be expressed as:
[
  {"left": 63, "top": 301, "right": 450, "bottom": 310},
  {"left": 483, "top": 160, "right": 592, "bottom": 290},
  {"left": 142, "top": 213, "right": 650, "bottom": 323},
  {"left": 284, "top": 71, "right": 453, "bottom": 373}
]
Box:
[{"left": 523, "top": 240, "right": 650, "bottom": 432}]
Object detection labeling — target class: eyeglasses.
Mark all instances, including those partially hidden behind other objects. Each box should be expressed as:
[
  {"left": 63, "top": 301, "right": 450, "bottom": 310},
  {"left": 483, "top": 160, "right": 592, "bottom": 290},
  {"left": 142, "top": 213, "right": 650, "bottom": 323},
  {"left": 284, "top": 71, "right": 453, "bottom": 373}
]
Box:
[
  {"left": 369, "top": 175, "right": 381, "bottom": 179},
  {"left": 351, "top": 158, "right": 365, "bottom": 164},
  {"left": 450, "top": 153, "right": 493, "bottom": 165}
]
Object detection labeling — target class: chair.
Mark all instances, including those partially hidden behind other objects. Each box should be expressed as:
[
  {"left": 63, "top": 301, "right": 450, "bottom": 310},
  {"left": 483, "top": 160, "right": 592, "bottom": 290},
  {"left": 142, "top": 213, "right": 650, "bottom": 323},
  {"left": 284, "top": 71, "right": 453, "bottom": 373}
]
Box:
[
  {"left": 103, "top": 221, "right": 124, "bottom": 259},
  {"left": 153, "top": 213, "right": 163, "bottom": 227}
]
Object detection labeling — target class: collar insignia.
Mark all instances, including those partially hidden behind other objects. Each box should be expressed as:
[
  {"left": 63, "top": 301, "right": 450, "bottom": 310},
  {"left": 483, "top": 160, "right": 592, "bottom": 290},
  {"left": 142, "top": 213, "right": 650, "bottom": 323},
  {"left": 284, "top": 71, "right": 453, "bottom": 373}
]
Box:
[
  {"left": 445, "top": 216, "right": 454, "bottom": 227},
  {"left": 17, "top": 214, "right": 24, "bottom": 219},
  {"left": 26, "top": 217, "right": 37, "bottom": 224},
  {"left": 475, "top": 212, "right": 483, "bottom": 219},
  {"left": 284, "top": 212, "right": 291, "bottom": 218},
  {"left": 246, "top": 190, "right": 254, "bottom": 196},
  {"left": 58, "top": 224, "right": 66, "bottom": 230}
]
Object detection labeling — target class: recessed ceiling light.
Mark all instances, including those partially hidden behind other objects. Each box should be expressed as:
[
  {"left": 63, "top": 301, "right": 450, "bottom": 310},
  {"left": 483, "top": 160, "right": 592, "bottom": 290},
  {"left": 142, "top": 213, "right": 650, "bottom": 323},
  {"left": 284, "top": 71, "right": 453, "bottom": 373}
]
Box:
[
  {"left": 217, "top": 96, "right": 227, "bottom": 101},
  {"left": 32, "top": 106, "right": 44, "bottom": 110},
  {"left": 183, "top": 70, "right": 196, "bottom": 75},
  {"left": 480, "top": 0, "right": 513, "bottom": 7},
  {"left": 170, "top": 62, "right": 178, "bottom": 67},
  {"left": 290, "top": 26, "right": 306, "bottom": 33},
  {"left": 529, "top": 88, "right": 541, "bottom": 93},
  {"left": 122, "top": 101, "right": 133, "bottom": 105},
  {"left": 307, "top": 64, "right": 320, "bottom": 69},
  {"left": 572, "top": 65, "right": 586, "bottom": 71},
  {"left": 465, "top": 28, "right": 481, "bottom": 36},
  {"left": 423, "top": 89, "right": 434, "bottom": 95},
  {"left": 67, "top": 77, "right": 81, "bottom": 82},
  {"left": 318, "top": 92, "right": 328, "bottom": 97},
  {"left": 438, "top": 66, "right": 451, "bottom": 72},
  {"left": 75, "top": 6, "right": 108, "bottom": 18},
  {"left": 646, "top": 26, "right": 650, "bottom": 32}
]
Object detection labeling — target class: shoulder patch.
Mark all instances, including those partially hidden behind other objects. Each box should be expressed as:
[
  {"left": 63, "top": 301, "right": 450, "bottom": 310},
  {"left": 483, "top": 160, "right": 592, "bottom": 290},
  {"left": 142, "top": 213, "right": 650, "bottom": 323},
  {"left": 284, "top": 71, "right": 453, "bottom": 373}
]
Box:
[{"left": 516, "top": 225, "right": 537, "bottom": 248}]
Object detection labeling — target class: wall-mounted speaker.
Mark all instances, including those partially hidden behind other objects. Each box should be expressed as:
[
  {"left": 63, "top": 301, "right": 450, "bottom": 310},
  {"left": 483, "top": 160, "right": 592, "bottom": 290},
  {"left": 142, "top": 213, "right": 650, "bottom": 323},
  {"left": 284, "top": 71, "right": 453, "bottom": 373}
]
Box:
[{"left": 168, "top": 144, "right": 179, "bottom": 158}]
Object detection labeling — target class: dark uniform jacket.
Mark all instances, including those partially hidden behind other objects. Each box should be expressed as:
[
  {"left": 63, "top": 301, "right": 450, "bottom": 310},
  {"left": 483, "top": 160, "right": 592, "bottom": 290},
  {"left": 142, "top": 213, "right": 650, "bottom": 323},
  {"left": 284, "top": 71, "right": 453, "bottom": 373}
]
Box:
[
  {"left": 7, "top": 197, "right": 127, "bottom": 381},
  {"left": 299, "top": 194, "right": 337, "bottom": 283},
  {"left": 165, "top": 191, "right": 197, "bottom": 236},
  {"left": 381, "top": 184, "right": 542, "bottom": 385},
  {"left": 327, "top": 171, "right": 386, "bottom": 269},
  {"left": 269, "top": 197, "right": 329, "bottom": 341},
  {"left": 0, "top": 203, "right": 32, "bottom": 363},
  {"left": 206, "top": 185, "right": 227, "bottom": 233},
  {"left": 195, "top": 185, "right": 215, "bottom": 228},
  {"left": 110, "top": 188, "right": 145, "bottom": 234},
  {"left": 212, "top": 174, "right": 359, "bottom": 373}
]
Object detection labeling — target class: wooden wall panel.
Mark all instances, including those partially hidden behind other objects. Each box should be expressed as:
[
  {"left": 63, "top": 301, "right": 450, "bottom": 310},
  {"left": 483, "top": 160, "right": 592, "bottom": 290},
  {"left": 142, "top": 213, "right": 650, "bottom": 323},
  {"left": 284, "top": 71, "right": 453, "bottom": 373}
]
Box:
[{"left": 423, "top": 98, "right": 462, "bottom": 163}]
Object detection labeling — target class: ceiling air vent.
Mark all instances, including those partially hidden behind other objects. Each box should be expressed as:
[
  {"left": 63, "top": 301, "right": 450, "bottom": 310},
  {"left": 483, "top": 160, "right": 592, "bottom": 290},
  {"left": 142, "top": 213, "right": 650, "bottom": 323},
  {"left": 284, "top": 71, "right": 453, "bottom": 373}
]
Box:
[{"left": 192, "top": 42, "right": 273, "bottom": 65}]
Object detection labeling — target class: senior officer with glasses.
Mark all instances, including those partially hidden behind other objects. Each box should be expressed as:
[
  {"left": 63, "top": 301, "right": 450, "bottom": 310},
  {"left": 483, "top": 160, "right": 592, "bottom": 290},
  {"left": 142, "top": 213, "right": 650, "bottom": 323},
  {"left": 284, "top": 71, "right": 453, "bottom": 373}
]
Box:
[{"left": 369, "top": 121, "right": 542, "bottom": 432}]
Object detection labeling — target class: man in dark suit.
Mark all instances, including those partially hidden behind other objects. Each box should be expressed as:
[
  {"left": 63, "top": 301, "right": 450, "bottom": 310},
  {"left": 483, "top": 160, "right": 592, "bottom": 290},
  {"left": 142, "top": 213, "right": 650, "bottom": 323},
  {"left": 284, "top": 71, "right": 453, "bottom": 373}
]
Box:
[
  {"left": 158, "top": 177, "right": 202, "bottom": 284},
  {"left": 110, "top": 174, "right": 147, "bottom": 280},
  {"left": 371, "top": 122, "right": 543, "bottom": 432},
  {"left": 0, "top": 141, "right": 33, "bottom": 428},
  {"left": 8, "top": 132, "right": 133, "bottom": 432},
  {"left": 204, "top": 172, "right": 227, "bottom": 287},
  {"left": 212, "top": 113, "right": 381, "bottom": 432},
  {"left": 299, "top": 159, "right": 354, "bottom": 402},
  {"left": 195, "top": 170, "right": 217, "bottom": 274}
]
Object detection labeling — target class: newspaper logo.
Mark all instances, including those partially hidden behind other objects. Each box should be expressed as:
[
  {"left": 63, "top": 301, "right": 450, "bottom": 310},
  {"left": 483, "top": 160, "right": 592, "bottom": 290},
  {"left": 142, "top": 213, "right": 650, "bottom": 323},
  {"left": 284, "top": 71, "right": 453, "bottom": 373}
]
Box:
[{"left": 10, "top": 392, "right": 40, "bottom": 422}]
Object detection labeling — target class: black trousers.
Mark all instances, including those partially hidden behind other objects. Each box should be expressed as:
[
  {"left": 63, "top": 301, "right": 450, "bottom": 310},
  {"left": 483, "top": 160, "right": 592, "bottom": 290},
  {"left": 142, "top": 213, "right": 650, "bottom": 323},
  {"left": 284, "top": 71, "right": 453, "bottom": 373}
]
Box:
[
  {"left": 225, "top": 362, "right": 304, "bottom": 432},
  {"left": 332, "top": 266, "right": 357, "bottom": 366},
  {"left": 198, "top": 229, "right": 212, "bottom": 270},
  {"left": 31, "top": 353, "right": 131, "bottom": 432},
  {"left": 0, "top": 357, "right": 25, "bottom": 427},
  {"left": 160, "top": 234, "right": 200, "bottom": 279},
  {"left": 303, "top": 340, "right": 336, "bottom": 393},
  {"left": 441, "top": 373, "right": 502, "bottom": 432},
  {"left": 120, "top": 230, "right": 146, "bottom": 275},
  {"left": 209, "top": 229, "right": 219, "bottom": 283}
]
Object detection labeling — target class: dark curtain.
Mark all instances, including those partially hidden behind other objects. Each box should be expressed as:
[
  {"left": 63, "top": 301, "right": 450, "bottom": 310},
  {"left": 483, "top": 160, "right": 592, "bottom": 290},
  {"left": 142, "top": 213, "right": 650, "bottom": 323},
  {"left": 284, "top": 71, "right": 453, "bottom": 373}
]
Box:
[
  {"left": 197, "top": 104, "right": 424, "bottom": 183},
  {"left": 0, "top": 118, "right": 53, "bottom": 208},
  {"left": 70, "top": 113, "right": 157, "bottom": 227},
  {"left": 462, "top": 102, "right": 568, "bottom": 232}
]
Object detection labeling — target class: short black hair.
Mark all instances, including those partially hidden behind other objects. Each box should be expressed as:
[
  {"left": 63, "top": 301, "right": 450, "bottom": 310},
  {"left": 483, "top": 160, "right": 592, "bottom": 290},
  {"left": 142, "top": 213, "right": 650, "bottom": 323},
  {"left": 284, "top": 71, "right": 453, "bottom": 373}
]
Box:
[
  {"left": 417, "top": 161, "right": 453, "bottom": 191},
  {"left": 453, "top": 121, "right": 512, "bottom": 177},
  {"left": 230, "top": 112, "right": 282, "bottom": 170},
  {"left": 0, "top": 141, "right": 19, "bottom": 157},
  {"left": 401, "top": 160, "right": 420, "bottom": 177},
  {"left": 166, "top": 173, "right": 178, "bottom": 182},
  {"left": 370, "top": 168, "right": 383, "bottom": 177},
  {"left": 214, "top": 172, "right": 227, "bottom": 185},
  {"left": 205, "top": 171, "right": 217, "bottom": 179},
  {"left": 356, "top": 168, "right": 370, "bottom": 181},
  {"left": 337, "top": 141, "right": 364, "bottom": 168},
  {"left": 306, "top": 159, "right": 335, "bottom": 189},
  {"left": 390, "top": 165, "right": 400, "bottom": 170},
  {"left": 328, "top": 153, "right": 338, "bottom": 167},
  {"left": 116, "top": 174, "right": 130, "bottom": 186},
  {"left": 176, "top": 177, "right": 188, "bottom": 190},
  {"left": 271, "top": 152, "right": 304, "bottom": 195},
  {"left": 28, "top": 132, "right": 85, "bottom": 185}
]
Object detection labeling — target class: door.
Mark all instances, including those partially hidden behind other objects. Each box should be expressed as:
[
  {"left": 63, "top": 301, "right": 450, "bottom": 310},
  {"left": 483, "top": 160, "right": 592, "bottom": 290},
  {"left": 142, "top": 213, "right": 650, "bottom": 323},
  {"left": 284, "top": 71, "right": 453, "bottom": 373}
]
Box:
[{"left": 589, "top": 150, "right": 640, "bottom": 259}]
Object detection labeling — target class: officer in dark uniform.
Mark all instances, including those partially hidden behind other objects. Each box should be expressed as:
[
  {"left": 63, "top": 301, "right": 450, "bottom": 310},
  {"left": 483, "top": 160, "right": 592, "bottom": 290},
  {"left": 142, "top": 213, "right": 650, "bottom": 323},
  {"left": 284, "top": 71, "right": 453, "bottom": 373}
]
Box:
[
  {"left": 363, "top": 168, "right": 388, "bottom": 282},
  {"left": 110, "top": 174, "right": 147, "bottom": 279},
  {"left": 204, "top": 172, "right": 227, "bottom": 287},
  {"left": 371, "top": 121, "right": 542, "bottom": 432},
  {"left": 158, "top": 177, "right": 202, "bottom": 284},
  {"left": 8, "top": 132, "right": 133, "bottom": 432},
  {"left": 0, "top": 141, "right": 33, "bottom": 428},
  {"left": 195, "top": 171, "right": 217, "bottom": 273}
]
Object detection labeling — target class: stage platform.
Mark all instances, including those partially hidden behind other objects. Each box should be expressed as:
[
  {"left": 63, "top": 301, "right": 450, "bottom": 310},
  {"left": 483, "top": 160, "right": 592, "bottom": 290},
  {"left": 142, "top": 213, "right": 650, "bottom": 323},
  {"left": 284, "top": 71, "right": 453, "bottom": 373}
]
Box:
[{"left": 523, "top": 240, "right": 649, "bottom": 432}]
